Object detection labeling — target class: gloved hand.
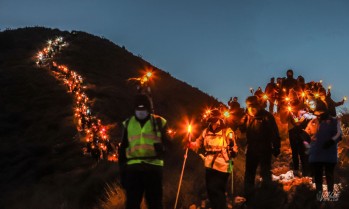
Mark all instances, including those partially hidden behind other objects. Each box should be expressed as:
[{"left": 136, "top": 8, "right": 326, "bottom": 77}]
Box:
[
  {"left": 272, "top": 148, "right": 280, "bottom": 157},
  {"left": 187, "top": 141, "right": 196, "bottom": 149},
  {"left": 323, "top": 139, "right": 335, "bottom": 149},
  {"left": 228, "top": 146, "right": 238, "bottom": 158}
]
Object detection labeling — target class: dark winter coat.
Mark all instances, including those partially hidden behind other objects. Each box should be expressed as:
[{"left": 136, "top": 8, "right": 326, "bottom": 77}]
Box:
[
  {"left": 309, "top": 117, "right": 341, "bottom": 163},
  {"left": 282, "top": 77, "right": 298, "bottom": 93},
  {"left": 240, "top": 109, "right": 281, "bottom": 153}
]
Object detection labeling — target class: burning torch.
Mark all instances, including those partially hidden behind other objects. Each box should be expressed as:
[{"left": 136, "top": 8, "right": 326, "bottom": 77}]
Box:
[
  {"left": 128, "top": 70, "right": 158, "bottom": 133},
  {"left": 128, "top": 70, "right": 153, "bottom": 94}
]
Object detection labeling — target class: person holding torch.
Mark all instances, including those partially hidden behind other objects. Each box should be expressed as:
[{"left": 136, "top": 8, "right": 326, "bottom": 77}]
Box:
[
  {"left": 188, "top": 108, "right": 238, "bottom": 209},
  {"left": 324, "top": 87, "right": 346, "bottom": 117}
]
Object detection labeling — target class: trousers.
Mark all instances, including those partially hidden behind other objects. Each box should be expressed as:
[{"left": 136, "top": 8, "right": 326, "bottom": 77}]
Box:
[
  {"left": 123, "top": 163, "right": 163, "bottom": 209},
  {"left": 205, "top": 168, "right": 230, "bottom": 209}
]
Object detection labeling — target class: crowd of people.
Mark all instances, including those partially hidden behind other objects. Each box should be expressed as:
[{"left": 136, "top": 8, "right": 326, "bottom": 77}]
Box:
[
  {"left": 229, "top": 69, "right": 346, "bottom": 118},
  {"left": 35, "top": 36, "right": 117, "bottom": 162},
  {"left": 35, "top": 36, "right": 345, "bottom": 207},
  {"left": 225, "top": 69, "right": 346, "bottom": 203},
  {"left": 121, "top": 90, "right": 344, "bottom": 208},
  {"left": 256, "top": 69, "right": 344, "bottom": 118}
]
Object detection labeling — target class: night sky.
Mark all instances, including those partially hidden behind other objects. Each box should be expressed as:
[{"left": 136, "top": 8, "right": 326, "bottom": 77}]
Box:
[{"left": 1, "top": 0, "right": 349, "bottom": 109}]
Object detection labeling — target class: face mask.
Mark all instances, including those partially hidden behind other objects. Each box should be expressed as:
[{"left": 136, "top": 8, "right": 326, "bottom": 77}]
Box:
[
  {"left": 309, "top": 101, "right": 316, "bottom": 111},
  {"left": 135, "top": 110, "right": 149, "bottom": 120}
]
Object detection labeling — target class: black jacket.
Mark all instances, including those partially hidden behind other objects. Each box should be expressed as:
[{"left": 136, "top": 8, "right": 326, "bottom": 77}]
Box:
[
  {"left": 240, "top": 109, "right": 281, "bottom": 153},
  {"left": 282, "top": 77, "right": 298, "bottom": 94}
]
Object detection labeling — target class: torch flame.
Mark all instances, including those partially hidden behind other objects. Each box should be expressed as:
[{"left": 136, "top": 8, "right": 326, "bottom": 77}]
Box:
[
  {"left": 187, "top": 125, "right": 192, "bottom": 134},
  {"left": 146, "top": 71, "right": 152, "bottom": 78},
  {"left": 287, "top": 106, "right": 292, "bottom": 112},
  {"left": 262, "top": 94, "right": 268, "bottom": 100},
  {"left": 344, "top": 96, "right": 347, "bottom": 101},
  {"left": 223, "top": 111, "right": 230, "bottom": 118}
]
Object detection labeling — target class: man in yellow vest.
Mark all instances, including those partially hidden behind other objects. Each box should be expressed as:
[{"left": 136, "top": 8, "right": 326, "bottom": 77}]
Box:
[
  {"left": 189, "top": 109, "right": 238, "bottom": 209},
  {"left": 119, "top": 94, "right": 168, "bottom": 209}
]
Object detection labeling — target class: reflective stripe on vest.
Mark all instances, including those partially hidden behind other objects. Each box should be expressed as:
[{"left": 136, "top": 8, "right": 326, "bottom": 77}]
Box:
[{"left": 123, "top": 115, "right": 166, "bottom": 166}]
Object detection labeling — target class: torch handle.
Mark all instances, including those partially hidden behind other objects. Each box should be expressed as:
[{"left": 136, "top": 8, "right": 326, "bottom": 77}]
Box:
[
  {"left": 174, "top": 134, "right": 191, "bottom": 209},
  {"left": 174, "top": 147, "right": 189, "bottom": 209}
]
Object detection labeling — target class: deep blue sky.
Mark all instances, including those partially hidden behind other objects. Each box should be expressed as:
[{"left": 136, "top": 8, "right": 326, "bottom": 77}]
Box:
[{"left": 1, "top": 0, "right": 348, "bottom": 109}]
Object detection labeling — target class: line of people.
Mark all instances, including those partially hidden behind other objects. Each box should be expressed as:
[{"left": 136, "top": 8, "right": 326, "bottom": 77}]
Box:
[{"left": 36, "top": 36, "right": 117, "bottom": 162}]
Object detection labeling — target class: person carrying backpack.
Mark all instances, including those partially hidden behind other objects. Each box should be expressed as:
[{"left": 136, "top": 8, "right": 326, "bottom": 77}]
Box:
[
  {"left": 118, "top": 94, "right": 168, "bottom": 209},
  {"left": 189, "top": 108, "right": 238, "bottom": 209}
]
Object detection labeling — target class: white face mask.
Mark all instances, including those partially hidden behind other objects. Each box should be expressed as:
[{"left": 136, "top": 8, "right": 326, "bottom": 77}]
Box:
[
  {"left": 309, "top": 101, "right": 316, "bottom": 111},
  {"left": 135, "top": 110, "right": 149, "bottom": 120}
]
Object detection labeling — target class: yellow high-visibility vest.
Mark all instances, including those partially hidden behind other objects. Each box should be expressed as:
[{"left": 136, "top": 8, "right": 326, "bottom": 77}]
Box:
[{"left": 123, "top": 115, "right": 166, "bottom": 166}]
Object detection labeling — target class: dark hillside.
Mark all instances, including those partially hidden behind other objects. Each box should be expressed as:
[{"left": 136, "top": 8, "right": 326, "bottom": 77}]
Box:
[
  {"left": 0, "top": 28, "right": 122, "bottom": 209},
  {"left": 53, "top": 30, "right": 219, "bottom": 125},
  {"left": 2, "top": 27, "right": 349, "bottom": 209},
  {"left": 0, "top": 27, "right": 220, "bottom": 209}
]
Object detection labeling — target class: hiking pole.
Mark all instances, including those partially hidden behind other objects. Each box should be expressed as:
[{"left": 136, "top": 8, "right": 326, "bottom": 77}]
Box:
[
  {"left": 231, "top": 164, "right": 234, "bottom": 196},
  {"left": 174, "top": 125, "right": 192, "bottom": 209},
  {"left": 229, "top": 131, "right": 238, "bottom": 198},
  {"left": 229, "top": 132, "right": 235, "bottom": 197}
]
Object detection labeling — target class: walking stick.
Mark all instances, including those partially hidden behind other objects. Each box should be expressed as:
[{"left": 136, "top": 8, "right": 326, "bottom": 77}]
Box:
[
  {"left": 174, "top": 125, "right": 192, "bottom": 209},
  {"left": 231, "top": 163, "right": 234, "bottom": 196},
  {"left": 229, "top": 132, "right": 237, "bottom": 197}
]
